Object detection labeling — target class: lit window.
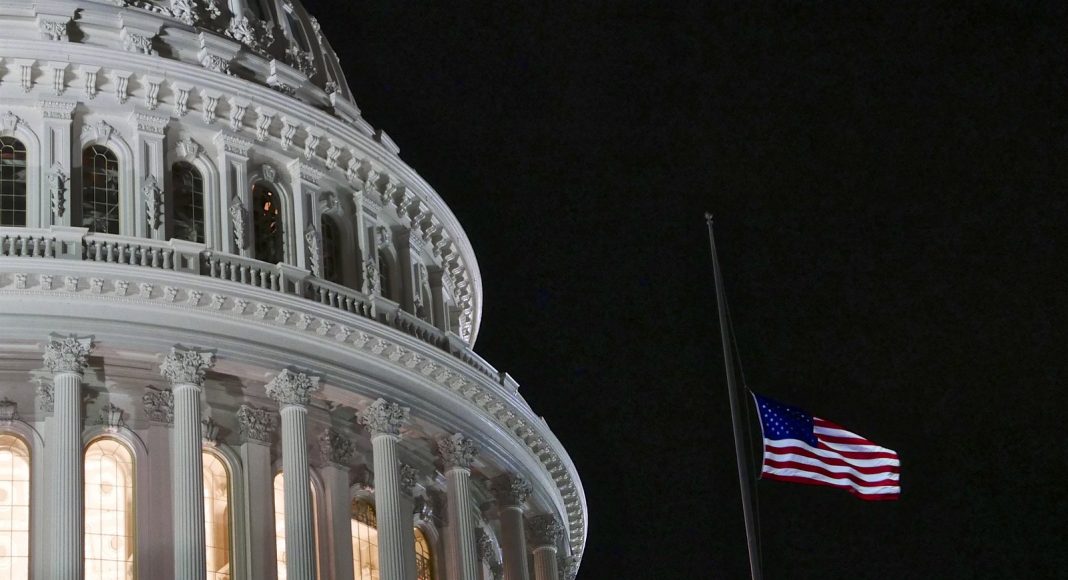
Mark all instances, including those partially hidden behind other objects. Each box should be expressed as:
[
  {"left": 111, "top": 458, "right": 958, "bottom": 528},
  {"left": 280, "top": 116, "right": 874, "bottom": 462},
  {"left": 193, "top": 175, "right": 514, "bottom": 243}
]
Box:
[
  {"left": 0, "top": 434, "right": 30, "bottom": 579},
  {"left": 253, "top": 184, "right": 283, "bottom": 264},
  {"left": 273, "top": 472, "right": 320, "bottom": 580},
  {"left": 351, "top": 501, "right": 379, "bottom": 580},
  {"left": 203, "top": 451, "right": 231, "bottom": 580},
  {"left": 85, "top": 438, "right": 134, "bottom": 580},
  {"left": 414, "top": 527, "right": 433, "bottom": 580},
  {"left": 0, "top": 137, "right": 27, "bottom": 227},
  {"left": 81, "top": 145, "right": 120, "bottom": 234},
  {"left": 173, "top": 162, "right": 205, "bottom": 244}
]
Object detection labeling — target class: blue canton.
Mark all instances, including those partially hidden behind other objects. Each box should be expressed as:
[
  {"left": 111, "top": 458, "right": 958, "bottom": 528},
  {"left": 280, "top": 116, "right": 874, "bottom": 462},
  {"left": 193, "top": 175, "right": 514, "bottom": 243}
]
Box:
[{"left": 753, "top": 393, "right": 818, "bottom": 446}]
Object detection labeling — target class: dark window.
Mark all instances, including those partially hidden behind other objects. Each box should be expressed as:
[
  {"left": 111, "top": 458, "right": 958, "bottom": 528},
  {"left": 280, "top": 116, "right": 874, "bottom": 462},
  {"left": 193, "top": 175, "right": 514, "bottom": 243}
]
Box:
[
  {"left": 0, "top": 137, "right": 27, "bottom": 227},
  {"left": 173, "top": 162, "right": 205, "bottom": 243},
  {"left": 82, "top": 145, "right": 120, "bottom": 234},
  {"left": 321, "top": 216, "right": 340, "bottom": 283}
]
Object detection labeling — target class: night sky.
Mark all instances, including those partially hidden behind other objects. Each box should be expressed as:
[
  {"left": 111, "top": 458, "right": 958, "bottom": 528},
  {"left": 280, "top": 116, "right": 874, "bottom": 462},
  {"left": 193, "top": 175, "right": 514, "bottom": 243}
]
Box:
[{"left": 308, "top": 2, "right": 1065, "bottom": 578}]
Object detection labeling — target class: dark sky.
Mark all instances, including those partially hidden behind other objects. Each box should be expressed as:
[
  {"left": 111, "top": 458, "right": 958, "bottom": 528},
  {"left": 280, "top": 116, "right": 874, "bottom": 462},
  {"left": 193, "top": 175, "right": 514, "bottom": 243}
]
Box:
[{"left": 307, "top": 2, "right": 1065, "bottom": 578}]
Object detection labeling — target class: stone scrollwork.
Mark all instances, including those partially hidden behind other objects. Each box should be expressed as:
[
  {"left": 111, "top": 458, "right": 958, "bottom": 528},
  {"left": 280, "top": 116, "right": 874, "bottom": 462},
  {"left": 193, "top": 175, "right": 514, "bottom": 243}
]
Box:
[
  {"left": 492, "top": 474, "right": 533, "bottom": 507},
  {"left": 558, "top": 553, "right": 579, "bottom": 580},
  {"left": 265, "top": 369, "right": 321, "bottom": 407},
  {"left": 159, "top": 347, "right": 216, "bottom": 387},
  {"left": 526, "top": 514, "right": 564, "bottom": 548},
  {"left": 357, "top": 398, "right": 410, "bottom": 437},
  {"left": 318, "top": 428, "right": 354, "bottom": 466},
  {"left": 0, "top": 111, "right": 19, "bottom": 134},
  {"left": 237, "top": 404, "right": 277, "bottom": 444},
  {"left": 176, "top": 136, "right": 202, "bottom": 159},
  {"left": 36, "top": 381, "right": 54, "bottom": 413},
  {"left": 43, "top": 335, "right": 93, "bottom": 375},
  {"left": 47, "top": 163, "right": 68, "bottom": 218},
  {"left": 99, "top": 403, "right": 126, "bottom": 431},
  {"left": 399, "top": 463, "right": 419, "bottom": 491},
  {"left": 39, "top": 18, "right": 70, "bottom": 42},
  {"left": 362, "top": 259, "right": 380, "bottom": 295},
  {"left": 201, "top": 417, "right": 221, "bottom": 444},
  {"left": 229, "top": 196, "right": 248, "bottom": 250},
  {"left": 0, "top": 399, "right": 18, "bottom": 424},
  {"left": 437, "top": 432, "right": 480, "bottom": 470},
  {"left": 304, "top": 225, "right": 322, "bottom": 278},
  {"left": 143, "top": 175, "right": 164, "bottom": 230},
  {"left": 143, "top": 387, "right": 174, "bottom": 424}
]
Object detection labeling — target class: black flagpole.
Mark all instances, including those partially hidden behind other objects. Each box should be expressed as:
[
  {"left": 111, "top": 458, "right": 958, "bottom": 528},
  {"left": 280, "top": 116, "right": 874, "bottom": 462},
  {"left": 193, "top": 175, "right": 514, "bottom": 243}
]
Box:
[{"left": 706, "top": 213, "right": 763, "bottom": 580}]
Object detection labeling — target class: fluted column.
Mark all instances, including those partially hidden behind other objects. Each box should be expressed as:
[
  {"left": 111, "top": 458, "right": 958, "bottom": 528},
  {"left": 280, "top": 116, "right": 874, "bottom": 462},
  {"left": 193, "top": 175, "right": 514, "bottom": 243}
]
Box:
[
  {"left": 44, "top": 334, "right": 93, "bottom": 580},
  {"left": 266, "top": 369, "right": 322, "bottom": 580},
  {"left": 492, "top": 475, "right": 534, "bottom": 580},
  {"left": 357, "top": 399, "right": 411, "bottom": 580},
  {"left": 398, "top": 465, "right": 420, "bottom": 580},
  {"left": 318, "top": 429, "right": 355, "bottom": 580},
  {"left": 527, "top": 515, "right": 564, "bottom": 580},
  {"left": 160, "top": 347, "right": 216, "bottom": 580},
  {"left": 237, "top": 405, "right": 279, "bottom": 580},
  {"left": 438, "top": 433, "right": 481, "bottom": 580}
]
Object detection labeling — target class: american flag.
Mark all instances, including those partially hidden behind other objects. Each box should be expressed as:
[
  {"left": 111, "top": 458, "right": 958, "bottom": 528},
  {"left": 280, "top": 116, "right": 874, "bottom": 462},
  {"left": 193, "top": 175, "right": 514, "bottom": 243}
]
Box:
[{"left": 752, "top": 392, "right": 900, "bottom": 500}]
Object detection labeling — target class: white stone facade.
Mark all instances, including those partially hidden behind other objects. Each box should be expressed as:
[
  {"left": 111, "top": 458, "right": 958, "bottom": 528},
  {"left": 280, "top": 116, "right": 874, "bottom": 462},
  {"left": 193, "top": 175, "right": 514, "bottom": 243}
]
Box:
[{"left": 0, "top": 1, "right": 585, "bottom": 579}]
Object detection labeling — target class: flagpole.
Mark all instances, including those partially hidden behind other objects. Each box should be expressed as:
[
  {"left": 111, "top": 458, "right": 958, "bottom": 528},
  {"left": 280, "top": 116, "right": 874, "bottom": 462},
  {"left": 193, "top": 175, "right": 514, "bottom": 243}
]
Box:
[{"left": 706, "top": 213, "right": 763, "bottom": 580}]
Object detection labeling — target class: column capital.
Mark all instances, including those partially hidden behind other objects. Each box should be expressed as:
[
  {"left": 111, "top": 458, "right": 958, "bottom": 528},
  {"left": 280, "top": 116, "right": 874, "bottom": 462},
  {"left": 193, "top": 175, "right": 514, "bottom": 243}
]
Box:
[
  {"left": 318, "top": 428, "right": 354, "bottom": 467},
  {"left": 160, "top": 347, "right": 215, "bottom": 387},
  {"left": 492, "top": 474, "right": 533, "bottom": 508},
  {"left": 237, "top": 404, "right": 278, "bottom": 444},
  {"left": 357, "top": 398, "right": 410, "bottom": 437},
  {"left": 438, "top": 432, "right": 480, "bottom": 470},
  {"left": 265, "top": 369, "right": 321, "bottom": 408},
  {"left": 526, "top": 515, "right": 563, "bottom": 549},
  {"left": 43, "top": 334, "right": 93, "bottom": 375}
]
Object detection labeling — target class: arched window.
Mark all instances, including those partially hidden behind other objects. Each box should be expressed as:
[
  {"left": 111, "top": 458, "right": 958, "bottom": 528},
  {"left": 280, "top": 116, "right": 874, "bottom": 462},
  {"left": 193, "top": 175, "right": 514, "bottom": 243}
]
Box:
[
  {"left": 351, "top": 501, "right": 379, "bottom": 580},
  {"left": 414, "top": 527, "right": 433, "bottom": 580},
  {"left": 82, "top": 145, "right": 121, "bottom": 234},
  {"left": 273, "top": 472, "right": 320, "bottom": 580},
  {"left": 253, "top": 183, "right": 284, "bottom": 264},
  {"left": 0, "top": 434, "right": 30, "bottom": 578},
  {"left": 0, "top": 137, "right": 28, "bottom": 227},
  {"left": 85, "top": 437, "right": 135, "bottom": 580},
  {"left": 321, "top": 216, "right": 340, "bottom": 283},
  {"left": 203, "top": 450, "right": 231, "bottom": 580},
  {"left": 173, "top": 162, "right": 205, "bottom": 244}
]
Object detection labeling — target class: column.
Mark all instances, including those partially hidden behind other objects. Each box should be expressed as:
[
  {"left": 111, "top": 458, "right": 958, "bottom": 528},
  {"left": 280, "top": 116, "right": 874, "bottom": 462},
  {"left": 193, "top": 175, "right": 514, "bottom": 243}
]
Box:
[
  {"left": 38, "top": 99, "right": 77, "bottom": 227},
  {"left": 43, "top": 334, "right": 93, "bottom": 580},
  {"left": 160, "top": 347, "right": 216, "bottom": 579},
  {"left": 143, "top": 388, "right": 177, "bottom": 580},
  {"left": 130, "top": 111, "right": 168, "bottom": 239},
  {"left": 214, "top": 131, "right": 253, "bottom": 256},
  {"left": 438, "top": 433, "right": 481, "bottom": 580},
  {"left": 318, "top": 429, "right": 355, "bottom": 580},
  {"left": 357, "top": 399, "right": 411, "bottom": 580},
  {"left": 526, "top": 515, "right": 564, "bottom": 580},
  {"left": 492, "top": 475, "right": 533, "bottom": 580},
  {"left": 237, "top": 405, "right": 279, "bottom": 580},
  {"left": 398, "top": 465, "right": 421, "bottom": 580},
  {"left": 266, "top": 369, "right": 322, "bottom": 580}
]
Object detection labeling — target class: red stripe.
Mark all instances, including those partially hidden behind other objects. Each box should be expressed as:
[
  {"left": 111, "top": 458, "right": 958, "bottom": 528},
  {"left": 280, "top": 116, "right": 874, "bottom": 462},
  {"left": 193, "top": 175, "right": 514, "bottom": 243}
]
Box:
[
  {"left": 764, "top": 446, "right": 900, "bottom": 474},
  {"left": 761, "top": 472, "right": 901, "bottom": 501},
  {"left": 815, "top": 442, "right": 899, "bottom": 460},
  {"left": 763, "top": 459, "right": 900, "bottom": 487},
  {"left": 817, "top": 433, "right": 879, "bottom": 446}
]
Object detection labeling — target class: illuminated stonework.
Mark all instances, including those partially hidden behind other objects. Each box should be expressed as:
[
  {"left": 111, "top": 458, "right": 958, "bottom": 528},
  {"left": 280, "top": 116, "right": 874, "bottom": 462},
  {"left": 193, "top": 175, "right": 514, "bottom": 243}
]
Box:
[{"left": 0, "top": 1, "right": 585, "bottom": 579}]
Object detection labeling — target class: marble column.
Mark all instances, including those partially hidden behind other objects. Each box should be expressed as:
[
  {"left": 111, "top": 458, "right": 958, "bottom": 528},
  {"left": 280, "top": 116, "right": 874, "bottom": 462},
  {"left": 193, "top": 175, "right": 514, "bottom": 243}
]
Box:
[
  {"left": 357, "top": 399, "right": 411, "bottom": 580},
  {"left": 266, "top": 369, "right": 322, "bottom": 580},
  {"left": 398, "top": 464, "right": 420, "bottom": 580},
  {"left": 492, "top": 475, "right": 534, "bottom": 580},
  {"left": 43, "top": 335, "right": 93, "bottom": 580},
  {"left": 526, "top": 515, "right": 564, "bottom": 580},
  {"left": 438, "top": 433, "right": 481, "bottom": 580},
  {"left": 237, "top": 405, "right": 279, "bottom": 580},
  {"left": 160, "top": 347, "right": 216, "bottom": 580},
  {"left": 318, "top": 429, "right": 355, "bottom": 580}
]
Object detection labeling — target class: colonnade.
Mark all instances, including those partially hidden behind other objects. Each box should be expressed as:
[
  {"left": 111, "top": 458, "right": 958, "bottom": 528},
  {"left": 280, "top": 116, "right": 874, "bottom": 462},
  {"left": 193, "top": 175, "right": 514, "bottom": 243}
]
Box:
[{"left": 40, "top": 334, "right": 568, "bottom": 580}]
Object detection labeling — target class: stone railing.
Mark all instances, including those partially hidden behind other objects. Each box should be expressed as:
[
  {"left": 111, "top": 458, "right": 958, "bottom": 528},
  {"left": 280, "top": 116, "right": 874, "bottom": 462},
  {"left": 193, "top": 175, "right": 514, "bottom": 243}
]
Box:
[{"left": 0, "top": 227, "right": 498, "bottom": 384}]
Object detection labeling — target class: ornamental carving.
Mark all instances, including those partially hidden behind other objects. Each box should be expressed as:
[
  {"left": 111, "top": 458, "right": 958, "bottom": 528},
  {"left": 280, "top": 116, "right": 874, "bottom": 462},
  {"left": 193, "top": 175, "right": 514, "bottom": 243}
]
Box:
[
  {"left": 305, "top": 225, "right": 322, "bottom": 278},
  {"left": 143, "top": 175, "right": 164, "bottom": 230},
  {"left": 47, "top": 163, "right": 68, "bottom": 217},
  {"left": 0, "top": 399, "right": 18, "bottom": 424},
  {"left": 492, "top": 474, "right": 533, "bottom": 507},
  {"left": 399, "top": 463, "right": 419, "bottom": 491},
  {"left": 558, "top": 554, "right": 579, "bottom": 580},
  {"left": 36, "top": 382, "right": 54, "bottom": 413},
  {"left": 142, "top": 388, "right": 174, "bottom": 423},
  {"left": 202, "top": 417, "right": 221, "bottom": 444},
  {"left": 318, "top": 428, "right": 354, "bottom": 466},
  {"left": 437, "top": 433, "right": 479, "bottom": 470},
  {"left": 237, "top": 404, "right": 277, "bottom": 443},
  {"left": 526, "top": 514, "right": 564, "bottom": 547},
  {"left": 357, "top": 398, "right": 409, "bottom": 437},
  {"left": 177, "top": 136, "right": 202, "bottom": 159},
  {"left": 375, "top": 225, "right": 392, "bottom": 250},
  {"left": 99, "top": 403, "right": 125, "bottom": 431},
  {"left": 0, "top": 111, "right": 19, "bottom": 134},
  {"left": 43, "top": 335, "right": 93, "bottom": 375},
  {"left": 362, "top": 259, "right": 380, "bottom": 295},
  {"left": 265, "top": 369, "right": 321, "bottom": 407},
  {"left": 229, "top": 196, "right": 248, "bottom": 249},
  {"left": 39, "top": 19, "right": 69, "bottom": 42},
  {"left": 160, "top": 347, "right": 215, "bottom": 386}
]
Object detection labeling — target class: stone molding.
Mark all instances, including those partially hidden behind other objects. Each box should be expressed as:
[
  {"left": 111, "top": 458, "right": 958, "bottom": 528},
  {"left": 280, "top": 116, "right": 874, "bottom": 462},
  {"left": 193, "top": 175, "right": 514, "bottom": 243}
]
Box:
[
  {"left": 492, "top": 474, "right": 533, "bottom": 508},
  {"left": 160, "top": 347, "right": 216, "bottom": 387},
  {"left": 318, "top": 428, "right": 354, "bottom": 467},
  {"left": 265, "top": 368, "right": 321, "bottom": 408},
  {"left": 236, "top": 404, "right": 277, "bottom": 444},
  {"left": 357, "top": 398, "right": 409, "bottom": 437},
  {"left": 43, "top": 334, "right": 93, "bottom": 375},
  {"left": 438, "top": 432, "right": 479, "bottom": 470},
  {"left": 526, "top": 514, "right": 564, "bottom": 548}
]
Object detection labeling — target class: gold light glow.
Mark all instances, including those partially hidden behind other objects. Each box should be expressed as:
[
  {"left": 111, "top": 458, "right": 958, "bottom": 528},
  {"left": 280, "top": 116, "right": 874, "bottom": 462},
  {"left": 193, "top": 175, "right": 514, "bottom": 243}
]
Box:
[
  {"left": 0, "top": 434, "right": 29, "bottom": 580},
  {"left": 203, "top": 451, "right": 231, "bottom": 580},
  {"left": 84, "top": 438, "right": 134, "bottom": 580},
  {"left": 351, "top": 501, "right": 379, "bottom": 580}
]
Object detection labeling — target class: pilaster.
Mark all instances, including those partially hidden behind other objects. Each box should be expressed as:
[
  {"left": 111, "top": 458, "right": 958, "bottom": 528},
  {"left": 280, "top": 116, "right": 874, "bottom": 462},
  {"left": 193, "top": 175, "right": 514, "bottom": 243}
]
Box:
[
  {"left": 38, "top": 99, "right": 77, "bottom": 227},
  {"left": 130, "top": 111, "right": 169, "bottom": 239},
  {"left": 214, "top": 131, "right": 253, "bottom": 256},
  {"left": 238, "top": 404, "right": 278, "bottom": 580},
  {"left": 438, "top": 433, "right": 481, "bottom": 580},
  {"left": 319, "top": 428, "right": 355, "bottom": 580}
]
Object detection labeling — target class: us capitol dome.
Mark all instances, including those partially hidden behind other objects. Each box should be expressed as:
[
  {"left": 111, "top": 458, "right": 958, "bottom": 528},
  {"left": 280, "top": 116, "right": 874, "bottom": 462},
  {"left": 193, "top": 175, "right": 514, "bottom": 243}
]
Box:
[{"left": 0, "top": 1, "right": 586, "bottom": 579}]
